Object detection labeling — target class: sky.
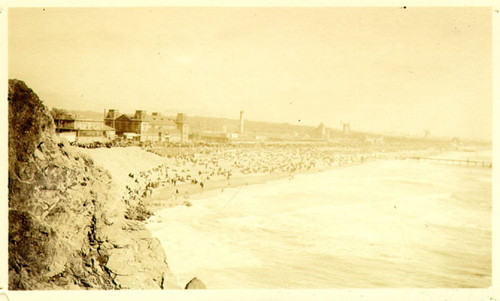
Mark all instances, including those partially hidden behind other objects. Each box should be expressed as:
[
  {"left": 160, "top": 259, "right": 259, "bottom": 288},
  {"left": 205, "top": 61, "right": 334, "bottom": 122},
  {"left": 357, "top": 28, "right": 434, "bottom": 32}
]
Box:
[{"left": 8, "top": 7, "right": 492, "bottom": 140}]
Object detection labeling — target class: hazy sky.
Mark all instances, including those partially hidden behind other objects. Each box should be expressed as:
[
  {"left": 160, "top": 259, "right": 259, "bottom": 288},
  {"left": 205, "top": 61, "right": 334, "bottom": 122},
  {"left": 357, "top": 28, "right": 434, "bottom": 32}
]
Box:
[{"left": 8, "top": 7, "right": 492, "bottom": 140}]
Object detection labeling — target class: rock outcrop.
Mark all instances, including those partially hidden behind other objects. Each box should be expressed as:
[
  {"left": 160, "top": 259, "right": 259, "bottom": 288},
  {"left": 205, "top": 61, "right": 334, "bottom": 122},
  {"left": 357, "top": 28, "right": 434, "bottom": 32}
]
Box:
[
  {"left": 8, "top": 79, "right": 178, "bottom": 290},
  {"left": 185, "top": 277, "right": 206, "bottom": 289}
]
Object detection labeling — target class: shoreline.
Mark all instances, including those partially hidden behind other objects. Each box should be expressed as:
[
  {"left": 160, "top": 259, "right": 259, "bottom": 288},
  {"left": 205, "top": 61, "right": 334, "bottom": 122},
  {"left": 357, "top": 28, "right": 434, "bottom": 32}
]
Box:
[
  {"left": 144, "top": 172, "right": 298, "bottom": 212},
  {"left": 145, "top": 154, "right": 491, "bottom": 289},
  {"left": 142, "top": 162, "right": 369, "bottom": 213},
  {"left": 141, "top": 147, "right": 487, "bottom": 214}
]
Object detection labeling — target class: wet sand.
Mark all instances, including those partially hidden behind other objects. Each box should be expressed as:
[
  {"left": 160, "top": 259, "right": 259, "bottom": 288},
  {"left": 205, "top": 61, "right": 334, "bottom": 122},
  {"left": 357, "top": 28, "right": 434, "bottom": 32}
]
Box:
[{"left": 144, "top": 170, "right": 321, "bottom": 212}]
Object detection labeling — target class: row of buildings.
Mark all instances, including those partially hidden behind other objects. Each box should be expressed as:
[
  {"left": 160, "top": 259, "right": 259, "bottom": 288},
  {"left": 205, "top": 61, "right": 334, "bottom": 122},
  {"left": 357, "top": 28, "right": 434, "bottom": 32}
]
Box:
[
  {"left": 54, "top": 109, "right": 190, "bottom": 143},
  {"left": 54, "top": 108, "right": 353, "bottom": 144}
]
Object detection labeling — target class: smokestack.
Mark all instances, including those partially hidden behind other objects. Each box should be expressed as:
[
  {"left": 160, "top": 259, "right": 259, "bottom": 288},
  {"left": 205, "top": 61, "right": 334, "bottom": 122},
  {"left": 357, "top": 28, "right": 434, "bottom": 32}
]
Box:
[{"left": 239, "top": 111, "right": 244, "bottom": 134}]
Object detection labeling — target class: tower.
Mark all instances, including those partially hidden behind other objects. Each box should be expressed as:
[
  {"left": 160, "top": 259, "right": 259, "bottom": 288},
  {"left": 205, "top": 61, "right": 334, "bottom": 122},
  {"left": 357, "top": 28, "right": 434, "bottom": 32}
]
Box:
[
  {"left": 134, "top": 110, "right": 146, "bottom": 120},
  {"left": 317, "top": 122, "right": 326, "bottom": 139},
  {"left": 104, "top": 109, "right": 119, "bottom": 129},
  {"left": 176, "top": 113, "right": 189, "bottom": 143},
  {"left": 342, "top": 122, "right": 350, "bottom": 135},
  {"left": 239, "top": 111, "right": 244, "bottom": 134}
]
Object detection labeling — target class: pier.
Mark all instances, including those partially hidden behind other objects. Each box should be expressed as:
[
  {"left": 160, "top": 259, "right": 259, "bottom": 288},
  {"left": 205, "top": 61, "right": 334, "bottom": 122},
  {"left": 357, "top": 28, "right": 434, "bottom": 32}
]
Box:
[{"left": 409, "top": 157, "right": 492, "bottom": 168}]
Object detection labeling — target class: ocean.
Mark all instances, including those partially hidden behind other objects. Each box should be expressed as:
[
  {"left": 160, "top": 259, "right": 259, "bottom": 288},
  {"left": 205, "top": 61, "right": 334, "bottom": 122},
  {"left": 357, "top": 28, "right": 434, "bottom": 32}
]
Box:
[{"left": 146, "top": 151, "right": 491, "bottom": 289}]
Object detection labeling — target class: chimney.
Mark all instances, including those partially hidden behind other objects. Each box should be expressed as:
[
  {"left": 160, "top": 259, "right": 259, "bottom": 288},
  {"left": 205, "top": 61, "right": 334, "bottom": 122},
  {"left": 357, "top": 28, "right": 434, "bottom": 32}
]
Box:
[{"left": 239, "top": 111, "right": 244, "bottom": 134}]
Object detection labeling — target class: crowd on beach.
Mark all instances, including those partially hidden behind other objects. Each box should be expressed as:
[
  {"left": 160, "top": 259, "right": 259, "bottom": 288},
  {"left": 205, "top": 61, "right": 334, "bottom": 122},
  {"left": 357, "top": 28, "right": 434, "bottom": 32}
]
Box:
[{"left": 115, "top": 143, "right": 446, "bottom": 205}]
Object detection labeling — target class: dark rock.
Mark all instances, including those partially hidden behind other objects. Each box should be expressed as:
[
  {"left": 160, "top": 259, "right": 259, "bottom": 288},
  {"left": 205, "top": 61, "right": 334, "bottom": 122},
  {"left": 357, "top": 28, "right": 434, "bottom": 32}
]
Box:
[
  {"left": 8, "top": 79, "right": 178, "bottom": 290},
  {"left": 185, "top": 277, "right": 207, "bottom": 289}
]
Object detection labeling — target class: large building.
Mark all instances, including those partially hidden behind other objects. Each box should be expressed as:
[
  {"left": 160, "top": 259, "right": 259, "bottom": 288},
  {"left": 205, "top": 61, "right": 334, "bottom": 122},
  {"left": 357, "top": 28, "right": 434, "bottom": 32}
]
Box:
[
  {"left": 104, "top": 109, "right": 146, "bottom": 136},
  {"left": 104, "top": 109, "right": 189, "bottom": 143},
  {"left": 54, "top": 116, "right": 116, "bottom": 143}
]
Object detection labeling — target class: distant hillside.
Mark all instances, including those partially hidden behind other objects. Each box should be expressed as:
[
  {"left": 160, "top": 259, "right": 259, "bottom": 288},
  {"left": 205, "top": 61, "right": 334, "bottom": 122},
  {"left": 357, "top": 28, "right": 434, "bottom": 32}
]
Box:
[
  {"left": 188, "top": 115, "right": 327, "bottom": 139},
  {"left": 68, "top": 110, "right": 106, "bottom": 120}
]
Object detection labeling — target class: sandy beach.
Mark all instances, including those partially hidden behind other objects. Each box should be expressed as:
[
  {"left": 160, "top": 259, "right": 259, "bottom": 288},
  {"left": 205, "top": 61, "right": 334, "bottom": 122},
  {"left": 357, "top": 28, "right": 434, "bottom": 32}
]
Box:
[{"left": 81, "top": 144, "right": 448, "bottom": 214}]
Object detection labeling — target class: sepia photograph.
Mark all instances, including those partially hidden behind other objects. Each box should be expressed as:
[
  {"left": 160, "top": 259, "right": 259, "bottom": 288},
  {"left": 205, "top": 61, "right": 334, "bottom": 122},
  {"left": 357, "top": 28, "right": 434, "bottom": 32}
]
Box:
[{"left": 2, "top": 2, "right": 497, "bottom": 300}]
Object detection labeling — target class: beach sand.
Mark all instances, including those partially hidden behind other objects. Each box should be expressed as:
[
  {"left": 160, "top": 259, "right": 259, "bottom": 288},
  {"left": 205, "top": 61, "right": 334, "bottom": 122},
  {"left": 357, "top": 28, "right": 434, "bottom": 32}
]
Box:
[
  {"left": 144, "top": 172, "right": 292, "bottom": 211},
  {"left": 80, "top": 145, "right": 447, "bottom": 214}
]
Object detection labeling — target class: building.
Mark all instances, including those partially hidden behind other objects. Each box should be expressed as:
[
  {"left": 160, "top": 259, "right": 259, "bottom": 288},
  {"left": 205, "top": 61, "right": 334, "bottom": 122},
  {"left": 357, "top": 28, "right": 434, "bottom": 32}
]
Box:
[
  {"left": 190, "top": 131, "right": 230, "bottom": 143},
  {"left": 104, "top": 109, "right": 147, "bottom": 136},
  {"left": 315, "top": 123, "right": 326, "bottom": 139},
  {"left": 54, "top": 116, "right": 115, "bottom": 143},
  {"left": 104, "top": 109, "right": 189, "bottom": 143},
  {"left": 342, "top": 122, "right": 350, "bottom": 135}
]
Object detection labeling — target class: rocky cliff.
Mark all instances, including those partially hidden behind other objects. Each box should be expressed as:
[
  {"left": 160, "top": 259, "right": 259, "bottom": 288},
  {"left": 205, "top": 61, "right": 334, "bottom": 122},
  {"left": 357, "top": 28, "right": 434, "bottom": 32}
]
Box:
[{"left": 8, "top": 79, "right": 178, "bottom": 290}]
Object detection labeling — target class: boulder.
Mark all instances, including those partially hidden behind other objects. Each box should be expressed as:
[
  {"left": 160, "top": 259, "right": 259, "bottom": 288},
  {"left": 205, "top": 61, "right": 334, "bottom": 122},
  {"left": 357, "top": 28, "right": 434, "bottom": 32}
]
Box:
[{"left": 185, "top": 277, "right": 207, "bottom": 289}]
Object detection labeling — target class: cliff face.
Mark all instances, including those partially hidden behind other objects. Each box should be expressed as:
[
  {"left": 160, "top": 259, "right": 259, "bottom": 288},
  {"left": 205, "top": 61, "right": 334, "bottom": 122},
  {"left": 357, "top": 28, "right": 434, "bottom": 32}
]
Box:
[{"left": 8, "top": 79, "right": 178, "bottom": 290}]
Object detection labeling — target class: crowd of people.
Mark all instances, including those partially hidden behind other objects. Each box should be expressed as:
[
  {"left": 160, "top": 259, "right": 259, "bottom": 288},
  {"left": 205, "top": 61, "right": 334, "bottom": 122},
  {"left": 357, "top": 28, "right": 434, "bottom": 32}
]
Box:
[{"left": 116, "top": 143, "right": 446, "bottom": 205}]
